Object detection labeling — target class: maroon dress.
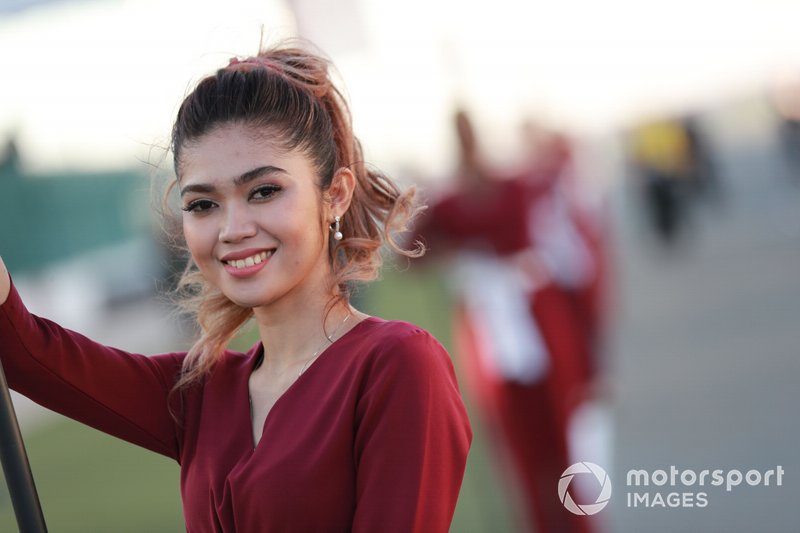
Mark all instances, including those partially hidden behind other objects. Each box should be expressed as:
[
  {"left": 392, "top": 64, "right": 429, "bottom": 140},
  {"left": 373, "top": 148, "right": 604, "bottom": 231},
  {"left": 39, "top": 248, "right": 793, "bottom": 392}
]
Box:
[{"left": 0, "top": 281, "right": 472, "bottom": 532}]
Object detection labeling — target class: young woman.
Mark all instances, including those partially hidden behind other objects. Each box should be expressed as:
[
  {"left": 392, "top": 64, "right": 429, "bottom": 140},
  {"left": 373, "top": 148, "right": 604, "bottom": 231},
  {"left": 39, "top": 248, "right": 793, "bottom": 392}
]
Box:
[{"left": 0, "top": 43, "right": 472, "bottom": 532}]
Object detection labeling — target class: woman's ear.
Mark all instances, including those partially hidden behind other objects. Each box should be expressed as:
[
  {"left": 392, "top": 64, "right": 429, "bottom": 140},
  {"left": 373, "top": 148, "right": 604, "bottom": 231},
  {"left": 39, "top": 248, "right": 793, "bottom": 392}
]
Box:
[{"left": 326, "top": 167, "right": 356, "bottom": 217}]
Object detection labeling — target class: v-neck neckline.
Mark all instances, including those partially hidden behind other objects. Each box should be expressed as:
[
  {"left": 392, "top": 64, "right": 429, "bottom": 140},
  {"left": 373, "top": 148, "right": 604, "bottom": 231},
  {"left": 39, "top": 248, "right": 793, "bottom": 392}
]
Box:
[{"left": 245, "top": 316, "right": 379, "bottom": 451}]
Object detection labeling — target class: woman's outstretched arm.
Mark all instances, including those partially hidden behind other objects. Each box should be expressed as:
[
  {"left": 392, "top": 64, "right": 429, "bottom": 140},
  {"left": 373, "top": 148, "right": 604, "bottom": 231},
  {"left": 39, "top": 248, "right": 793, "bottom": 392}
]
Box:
[{"left": 0, "top": 258, "right": 185, "bottom": 461}]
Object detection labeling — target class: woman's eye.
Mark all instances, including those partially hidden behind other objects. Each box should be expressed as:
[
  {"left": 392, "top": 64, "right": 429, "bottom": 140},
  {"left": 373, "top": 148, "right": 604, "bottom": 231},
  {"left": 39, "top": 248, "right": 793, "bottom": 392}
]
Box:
[
  {"left": 182, "top": 199, "right": 216, "bottom": 213},
  {"left": 251, "top": 184, "right": 281, "bottom": 201}
]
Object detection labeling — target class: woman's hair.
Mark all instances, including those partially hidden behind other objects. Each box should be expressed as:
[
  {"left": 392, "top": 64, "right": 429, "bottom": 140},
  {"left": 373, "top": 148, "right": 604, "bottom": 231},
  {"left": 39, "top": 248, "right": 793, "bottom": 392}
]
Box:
[{"left": 168, "top": 41, "right": 423, "bottom": 391}]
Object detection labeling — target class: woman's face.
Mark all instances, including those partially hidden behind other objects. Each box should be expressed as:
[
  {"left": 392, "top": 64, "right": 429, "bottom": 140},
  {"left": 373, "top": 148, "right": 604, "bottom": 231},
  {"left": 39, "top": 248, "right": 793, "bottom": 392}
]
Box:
[{"left": 178, "top": 124, "right": 333, "bottom": 310}]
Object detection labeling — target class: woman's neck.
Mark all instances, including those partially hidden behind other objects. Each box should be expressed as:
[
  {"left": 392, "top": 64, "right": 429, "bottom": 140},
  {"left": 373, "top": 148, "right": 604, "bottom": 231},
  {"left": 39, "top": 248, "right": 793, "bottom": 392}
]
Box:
[{"left": 251, "top": 287, "right": 351, "bottom": 374}]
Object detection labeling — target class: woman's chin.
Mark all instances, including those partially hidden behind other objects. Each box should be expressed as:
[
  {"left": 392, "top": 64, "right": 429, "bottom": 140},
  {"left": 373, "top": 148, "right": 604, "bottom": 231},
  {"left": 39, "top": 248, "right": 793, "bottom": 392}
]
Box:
[{"left": 227, "top": 295, "right": 269, "bottom": 309}]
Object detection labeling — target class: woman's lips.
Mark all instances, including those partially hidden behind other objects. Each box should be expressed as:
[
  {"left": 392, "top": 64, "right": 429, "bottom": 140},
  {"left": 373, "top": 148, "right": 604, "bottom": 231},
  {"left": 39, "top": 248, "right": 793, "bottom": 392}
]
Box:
[{"left": 221, "top": 250, "right": 273, "bottom": 278}]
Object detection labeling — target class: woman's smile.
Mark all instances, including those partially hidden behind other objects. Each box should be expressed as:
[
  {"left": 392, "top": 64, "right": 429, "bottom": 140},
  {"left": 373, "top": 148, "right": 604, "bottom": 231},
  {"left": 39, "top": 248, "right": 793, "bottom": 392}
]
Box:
[{"left": 221, "top": 249, "right": 275, "bottom": 278}]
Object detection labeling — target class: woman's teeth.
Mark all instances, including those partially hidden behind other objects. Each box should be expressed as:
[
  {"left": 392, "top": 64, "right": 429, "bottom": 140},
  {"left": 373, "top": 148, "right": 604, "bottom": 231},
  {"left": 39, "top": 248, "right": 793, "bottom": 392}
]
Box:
[{"left": 226, "top": 250, "right": 272, "bottom": 269}]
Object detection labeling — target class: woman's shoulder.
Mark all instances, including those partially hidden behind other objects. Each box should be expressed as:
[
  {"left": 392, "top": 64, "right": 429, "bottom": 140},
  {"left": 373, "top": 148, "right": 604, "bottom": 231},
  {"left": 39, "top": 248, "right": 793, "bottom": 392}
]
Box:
[
  {"left": 345, "top": 316, "right": 453, "bottom": 372},
  {"left": 357, "top": 315, "right": 432, "bottom": 337},
  {"left": 351, "top": 316, "right": 442, "bottom": 346},
  {"left": 346, "top": 317, "right": 465, "bottom": 423}
]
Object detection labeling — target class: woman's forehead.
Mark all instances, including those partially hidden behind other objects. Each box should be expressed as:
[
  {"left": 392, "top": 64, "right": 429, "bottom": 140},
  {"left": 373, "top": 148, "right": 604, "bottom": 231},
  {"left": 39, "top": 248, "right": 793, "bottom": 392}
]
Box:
[{"left": 179, "top": 124, "right": 315, "bottom": 184}]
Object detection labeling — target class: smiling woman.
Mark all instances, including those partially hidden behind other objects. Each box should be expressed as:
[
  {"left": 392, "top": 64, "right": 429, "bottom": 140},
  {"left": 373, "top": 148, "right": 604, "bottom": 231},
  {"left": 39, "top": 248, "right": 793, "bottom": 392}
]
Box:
[{"left": 0, "top": 40, "right": 472, "bottom": 532}]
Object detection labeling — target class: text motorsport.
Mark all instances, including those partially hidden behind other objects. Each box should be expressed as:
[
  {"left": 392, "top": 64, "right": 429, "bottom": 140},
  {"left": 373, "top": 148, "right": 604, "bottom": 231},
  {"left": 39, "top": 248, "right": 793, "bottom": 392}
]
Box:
[{"left": 626, "top": 465, "right": 784, "bottom": 508}]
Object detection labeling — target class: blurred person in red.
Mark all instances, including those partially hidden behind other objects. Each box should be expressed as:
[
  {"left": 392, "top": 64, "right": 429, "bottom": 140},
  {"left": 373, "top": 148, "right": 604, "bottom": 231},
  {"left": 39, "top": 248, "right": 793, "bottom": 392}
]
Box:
[{"left": 415, "top": 110, "right": 609, "bottom": 533}]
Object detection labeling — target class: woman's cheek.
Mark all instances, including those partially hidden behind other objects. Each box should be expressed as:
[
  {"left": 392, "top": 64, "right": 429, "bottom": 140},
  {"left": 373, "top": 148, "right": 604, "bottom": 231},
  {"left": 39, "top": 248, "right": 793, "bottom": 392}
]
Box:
[{"left": 182, "top": 222, "right": 209, "bottom": 266}]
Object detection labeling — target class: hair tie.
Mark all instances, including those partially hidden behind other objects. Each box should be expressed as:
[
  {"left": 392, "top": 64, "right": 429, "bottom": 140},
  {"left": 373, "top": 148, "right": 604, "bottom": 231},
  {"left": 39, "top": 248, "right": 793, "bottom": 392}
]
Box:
[{"left": 227, "top": 56, "right": 277, "bottom": 73}]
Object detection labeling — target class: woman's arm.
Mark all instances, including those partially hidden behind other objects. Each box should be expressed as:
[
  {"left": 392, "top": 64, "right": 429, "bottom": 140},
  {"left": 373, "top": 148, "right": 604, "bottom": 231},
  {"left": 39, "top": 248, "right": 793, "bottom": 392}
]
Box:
[
  {"left": 353, "top": 330, "right": 472, "bottom": 532},
  {"left": 0, "top": 268, "right": 184, "bottom": 461}
]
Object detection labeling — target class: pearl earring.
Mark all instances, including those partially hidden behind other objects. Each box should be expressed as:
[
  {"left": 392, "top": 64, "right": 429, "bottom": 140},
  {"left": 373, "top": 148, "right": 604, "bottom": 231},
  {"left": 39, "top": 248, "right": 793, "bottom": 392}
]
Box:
[{"left": 331, "top": 215, "right": 343, "bottom": 241}]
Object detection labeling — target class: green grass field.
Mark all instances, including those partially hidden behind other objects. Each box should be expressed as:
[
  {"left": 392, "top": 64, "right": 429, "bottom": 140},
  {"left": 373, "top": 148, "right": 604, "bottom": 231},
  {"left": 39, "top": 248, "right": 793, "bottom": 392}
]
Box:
[{"left": 0, "top": 265, "right": 517, "bottom": 532}]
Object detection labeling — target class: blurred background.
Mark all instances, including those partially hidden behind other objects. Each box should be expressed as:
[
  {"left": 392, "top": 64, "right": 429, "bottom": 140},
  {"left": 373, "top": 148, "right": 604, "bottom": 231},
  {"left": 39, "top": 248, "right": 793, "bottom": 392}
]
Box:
[{"left": 1, "top": 0, "right": 799, "bottom": 531}]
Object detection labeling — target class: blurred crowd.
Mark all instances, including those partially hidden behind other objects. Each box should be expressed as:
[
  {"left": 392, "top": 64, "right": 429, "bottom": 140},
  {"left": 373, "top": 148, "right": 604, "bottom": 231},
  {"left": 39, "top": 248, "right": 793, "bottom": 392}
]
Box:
[
  {"left": 409, "top": 84, "right": 800, "bottom": 531},
  {"left": 626, "top": 82, "right": 800, "bottom": 248}
]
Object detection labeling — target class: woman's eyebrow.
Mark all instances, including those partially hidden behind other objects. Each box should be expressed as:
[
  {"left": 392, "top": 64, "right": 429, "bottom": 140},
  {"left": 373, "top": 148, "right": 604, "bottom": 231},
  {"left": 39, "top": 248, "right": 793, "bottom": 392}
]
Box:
[
  {"left": 234, "top": 165, "right": 287, "bottom": 186},
  {"left": 180, "top": 165, "right": 288, "bottom": 197}
]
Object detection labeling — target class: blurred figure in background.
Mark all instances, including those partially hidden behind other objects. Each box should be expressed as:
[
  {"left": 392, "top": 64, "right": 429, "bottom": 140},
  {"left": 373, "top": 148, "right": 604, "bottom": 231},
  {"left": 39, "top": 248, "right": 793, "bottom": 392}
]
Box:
[
  {"left": 415, "top": 109, "right": 609, "bottom": 533},
  {"left": 682, "top": 114, "right": 722, "bottom": 203},
  {"left": 772, "top": 78, "right": 800, "bottom": 181},
  {"left": 628, "top": 114, "right": 725, "bottom": 247},
  {"left": 780, "top": 114, "right": 800, "bottom": 178},
  {"left": 628, "top": 118, "right": 695, "bottom": 245}
]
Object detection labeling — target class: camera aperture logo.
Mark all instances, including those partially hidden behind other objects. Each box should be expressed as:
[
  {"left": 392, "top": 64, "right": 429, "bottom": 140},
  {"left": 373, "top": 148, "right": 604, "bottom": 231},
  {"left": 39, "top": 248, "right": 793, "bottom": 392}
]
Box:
[{"left": 558, "top": 462, "right": 613, "bottom": 515}]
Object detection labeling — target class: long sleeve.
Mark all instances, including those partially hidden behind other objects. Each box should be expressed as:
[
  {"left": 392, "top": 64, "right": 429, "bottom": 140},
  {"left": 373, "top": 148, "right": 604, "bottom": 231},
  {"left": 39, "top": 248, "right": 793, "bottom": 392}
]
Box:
[
  {"left": 352, "top": 330, "right": 472, "bottom": 532},
  {"left": 0, "top": 280, "right": 184, "bottom": 461}
]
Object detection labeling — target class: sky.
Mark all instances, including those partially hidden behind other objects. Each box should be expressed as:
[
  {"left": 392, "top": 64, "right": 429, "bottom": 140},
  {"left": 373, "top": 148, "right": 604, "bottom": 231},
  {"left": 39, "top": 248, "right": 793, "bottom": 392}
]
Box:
[{"left": 1, "top": 0, "right": 799, "bottom": 176}]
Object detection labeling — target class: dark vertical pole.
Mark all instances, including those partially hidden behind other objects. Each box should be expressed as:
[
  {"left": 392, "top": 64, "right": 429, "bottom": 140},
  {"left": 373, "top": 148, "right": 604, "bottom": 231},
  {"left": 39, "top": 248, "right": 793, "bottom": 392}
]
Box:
[{"left": 0, "top": 358, "right": 47, "bottom": 532}]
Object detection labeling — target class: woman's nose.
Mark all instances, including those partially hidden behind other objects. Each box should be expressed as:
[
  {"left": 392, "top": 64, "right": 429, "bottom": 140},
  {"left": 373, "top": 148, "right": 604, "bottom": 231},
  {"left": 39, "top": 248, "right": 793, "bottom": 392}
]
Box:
[{"left": 219, "top": 205, "right": 257, "bottom": 243}]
